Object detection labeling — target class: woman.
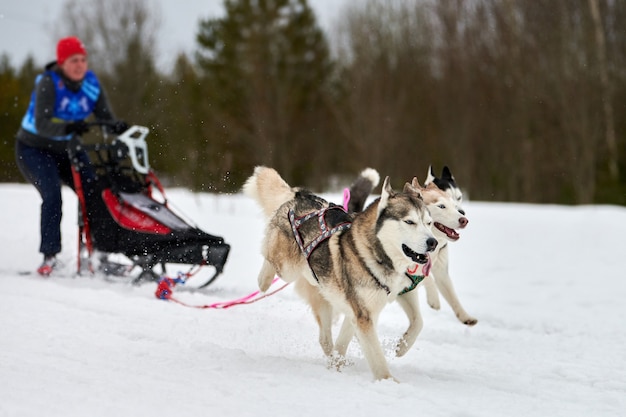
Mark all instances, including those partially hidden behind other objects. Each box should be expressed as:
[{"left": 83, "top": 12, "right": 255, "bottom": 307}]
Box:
[{"left": 15, "top": 36, "right": 128, "bottom": 276}]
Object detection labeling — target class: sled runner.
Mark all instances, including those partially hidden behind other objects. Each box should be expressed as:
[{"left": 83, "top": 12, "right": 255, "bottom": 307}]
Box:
[{"left": 68, "top": 122, "right": 230, "bottom": 288}]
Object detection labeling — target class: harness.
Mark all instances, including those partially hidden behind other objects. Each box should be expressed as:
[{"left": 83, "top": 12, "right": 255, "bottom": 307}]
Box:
[
  {"left": 288, "top": 206, "right": 424, "bottom": 295},
  {"left": 288, "top": 206, "right": 352, "bottom": 261}
]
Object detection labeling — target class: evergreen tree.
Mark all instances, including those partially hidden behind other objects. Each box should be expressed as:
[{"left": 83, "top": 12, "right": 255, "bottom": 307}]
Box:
[
  {"left": 0, "top": 56, "right": 38, "bottom": 182},
  {"left": 158, "top": 54, "right": 220, "bottom": 190},
  {"left": 195, "top": 0, "right": 336, "bottom": 188}
]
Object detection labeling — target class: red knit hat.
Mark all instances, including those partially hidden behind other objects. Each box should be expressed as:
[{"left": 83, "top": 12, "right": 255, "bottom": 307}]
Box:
[{"left": 56, "top": 36, "right": 87, "bottom": 65}]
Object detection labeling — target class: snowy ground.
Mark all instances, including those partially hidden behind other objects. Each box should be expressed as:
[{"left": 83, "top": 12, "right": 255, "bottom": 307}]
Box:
[{"left": 1, "top": 183, "right": 624, "bottom": 417}]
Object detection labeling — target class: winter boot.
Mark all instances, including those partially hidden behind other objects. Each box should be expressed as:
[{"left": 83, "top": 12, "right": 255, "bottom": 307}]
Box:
[{"left": 37, "top": 255, "right": 57, "bottom": 277}]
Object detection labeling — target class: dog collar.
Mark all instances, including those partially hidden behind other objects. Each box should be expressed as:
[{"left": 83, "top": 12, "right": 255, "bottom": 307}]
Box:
[{"left": 398, "top": 273, "right": 425, "bottom": 295}]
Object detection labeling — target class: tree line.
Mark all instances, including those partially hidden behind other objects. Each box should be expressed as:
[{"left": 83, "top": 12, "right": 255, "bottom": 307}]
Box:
[{"left": 1, "top": 0, "right": 625, "bottom": 204}]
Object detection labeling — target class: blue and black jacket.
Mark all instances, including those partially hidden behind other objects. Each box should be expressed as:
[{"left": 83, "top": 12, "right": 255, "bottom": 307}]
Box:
[{"left": 16, "top": 62, "right": 116, "bottom": 152}]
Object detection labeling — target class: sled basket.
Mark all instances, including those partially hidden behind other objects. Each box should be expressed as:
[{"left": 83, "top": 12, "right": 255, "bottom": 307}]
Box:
[{"left": 70, "top": 123, "right": 230, "bottom": 288}]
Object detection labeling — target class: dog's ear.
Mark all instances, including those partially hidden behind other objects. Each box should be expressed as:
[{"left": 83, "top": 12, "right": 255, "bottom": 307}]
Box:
[
  {"left": 378, "top": 176, "right": 393, "bottom": 214},
  {"left": 411, "top": 177, "right": 423, "bottom": 190},
  {"left": 426, "top": 182, "right": 439, "bottom": 191},
  {"left": 425, "top": 165, "right": 436, "bottom": 185},
  {"left": 404, "top": 178, "right": 424, "bottom": 200},
  {"left": 442, "top": 166, "right": 455, "bottom": 181}
]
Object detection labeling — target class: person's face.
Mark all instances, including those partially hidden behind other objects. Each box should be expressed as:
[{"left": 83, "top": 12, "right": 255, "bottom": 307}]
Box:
[{"left": 61, "top": 54, "right": 88, "bottom": 82}]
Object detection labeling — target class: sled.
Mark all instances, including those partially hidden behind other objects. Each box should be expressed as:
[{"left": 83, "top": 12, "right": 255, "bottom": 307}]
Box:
[{"left": 68, "top": 123, "right": 230, "bottom": 288}]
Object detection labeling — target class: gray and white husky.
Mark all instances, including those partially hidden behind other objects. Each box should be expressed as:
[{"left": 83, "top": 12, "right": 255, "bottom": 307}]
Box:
[
  {"left": 337, "top": 166, "right": 476, "bottom": 357},
  {"left": 243, "top": 166, "right": 437, "bottom": 381}
]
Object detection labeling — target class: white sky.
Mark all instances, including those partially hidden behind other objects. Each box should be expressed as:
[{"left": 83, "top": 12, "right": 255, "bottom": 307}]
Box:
[{"left": 0, "top": 0, "right": 350, "bottom": 70}]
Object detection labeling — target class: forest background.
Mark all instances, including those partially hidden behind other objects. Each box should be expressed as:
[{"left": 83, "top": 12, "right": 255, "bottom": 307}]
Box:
[{"left": 1, "top": 0, "right": 625, "bottom": 204}]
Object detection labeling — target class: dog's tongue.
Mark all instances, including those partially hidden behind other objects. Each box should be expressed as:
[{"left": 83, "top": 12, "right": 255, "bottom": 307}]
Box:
[
  {"left": 423, "top": 255, "right": 432, "bottom": 276},
  {"left": 408, "top": 255, "right": 432, "bottom": 277}
]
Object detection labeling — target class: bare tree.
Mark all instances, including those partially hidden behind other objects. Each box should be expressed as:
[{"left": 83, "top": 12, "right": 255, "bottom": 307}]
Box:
[
  {"left": 48, "top": 0, "right": 175, "bottom": 181},
  {"left": 331, "top": 0, "right": 626, "bottom": 203},
  {"left": 588, "top": 0, "right": 618, "bottom": 181},
  {"left": 335, "top": 0, "right": 436, "bottom": 184},
  {"left": 53, "top": 0, "right": 162, "bottom": 121},
  {"left": 54, "top": 0, "right": 161, "bottom": 76}
]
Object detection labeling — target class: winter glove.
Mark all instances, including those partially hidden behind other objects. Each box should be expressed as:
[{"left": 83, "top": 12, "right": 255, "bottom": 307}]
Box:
[
  {"left": 65, "top": 120, "right": 90, "bottom": 136},
  {"left": 109, "top": 120, "right": 129, "bottom": 135}
]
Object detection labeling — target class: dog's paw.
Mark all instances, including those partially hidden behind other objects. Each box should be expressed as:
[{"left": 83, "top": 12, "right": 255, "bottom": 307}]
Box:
[
  {"left": 395, "top": 337, "right": 410, "bottom": 357},
  {"left": 258, "top": 281, "right": 271, "bottom": 292},
  {"left": 424, "top": 283, "right": 441, "bottom": 310},
  {"left": 376, "top": 373, "right": 400, "bottom": 383},
  {"left": 327, "top": 352, "right": 353, "bottom": 371},
  {"left": 257, "top": 260, "right": 276, "bottom": 292},
  {"left": 459, "top": 314, "right": 478, "bottom": 326},
  {"left": 258, "top": 272, "right": 274, "bottom": 292}
]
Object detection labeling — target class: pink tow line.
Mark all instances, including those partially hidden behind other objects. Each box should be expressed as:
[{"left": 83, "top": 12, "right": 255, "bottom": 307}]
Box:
[
  {"left": 157, "top": 186, "right": 424, "bottom": 309},
  {"left": 155, "top": 276, "right": 290, "bottom": 309}
]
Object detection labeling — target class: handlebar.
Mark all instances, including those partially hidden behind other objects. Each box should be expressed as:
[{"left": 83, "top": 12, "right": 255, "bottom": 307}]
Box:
[
  {"left": 69, "top": 123, "right": 151, "bottom": 175},
  {"left": 115, "top": 125, "right": 150, "bottom": 174}
]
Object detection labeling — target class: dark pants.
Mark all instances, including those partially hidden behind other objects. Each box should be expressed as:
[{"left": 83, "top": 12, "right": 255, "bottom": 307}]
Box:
[{"left": 15, "top": 141, "right": 94, "bottom": 257}]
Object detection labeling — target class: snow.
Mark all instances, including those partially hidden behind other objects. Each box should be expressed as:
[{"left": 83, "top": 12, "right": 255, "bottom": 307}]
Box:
[{"left": 1, "top": 182, "right": 625, "bottom": 416}]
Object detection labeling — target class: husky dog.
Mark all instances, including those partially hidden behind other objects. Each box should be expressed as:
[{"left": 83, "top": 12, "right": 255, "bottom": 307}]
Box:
[
  {"left": 349, "top": 166, "right": 476, "bottom": 327},
  {"left": 425, "top": 165, "right": 464, "bottom": 204},
  {"left": 333, "top": 166, "right": 475, "bottom": 358},
  {"left": 243, "top": 166, "right": 437, "bottom": 381},
  {"left": 421, "top": 166, "right": 476, "bottom": 326},
  {"left": 348, "top": 166, "right": 478, "bottom": 326}
]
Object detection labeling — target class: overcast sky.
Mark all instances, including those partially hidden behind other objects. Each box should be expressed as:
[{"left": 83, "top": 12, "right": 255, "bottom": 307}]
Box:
[{"left": 0, "top": 0, "right": 350, "bottom": 70}]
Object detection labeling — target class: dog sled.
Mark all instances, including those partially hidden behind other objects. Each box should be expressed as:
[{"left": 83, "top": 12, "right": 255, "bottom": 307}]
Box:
[{"left": 68, "top": 122, "right": 230, "bottom": 288}]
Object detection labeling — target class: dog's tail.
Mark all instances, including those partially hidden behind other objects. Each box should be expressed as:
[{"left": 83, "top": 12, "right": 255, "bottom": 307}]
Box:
[
  {"left": 243, "top": 166, "right": 295, "bottom": 218},
  {"left": 347, "top": 167, "right": 380, "bottom": 213}
]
